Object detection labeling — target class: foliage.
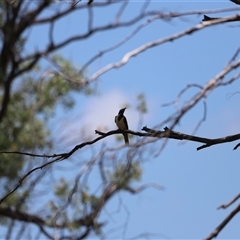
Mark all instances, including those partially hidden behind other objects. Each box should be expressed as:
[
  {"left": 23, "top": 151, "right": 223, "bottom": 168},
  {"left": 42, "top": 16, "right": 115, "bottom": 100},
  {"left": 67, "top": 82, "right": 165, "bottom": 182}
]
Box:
[
  {"left": 0, "top": 55, "right": 86, "bottom": 183},
  {"left": 136, "top": 93, "right": 147, "bottom": 114},
  {"left": 108, "top": 162, "right": 142, "bottom": 188}
]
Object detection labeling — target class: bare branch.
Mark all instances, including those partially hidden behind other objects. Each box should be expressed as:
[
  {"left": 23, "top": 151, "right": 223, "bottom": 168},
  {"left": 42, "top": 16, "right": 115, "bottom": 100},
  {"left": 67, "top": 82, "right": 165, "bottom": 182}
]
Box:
[
  {"left": 205, "top": 204, "right": 240, "bottom": 240},
  {"left": 143, "top": 126, "right": 240, "bottom": 151},
  {"left": 115, "top": 1, "right": 128, "bottom": 24},
  {"left": 83, "top": 14, "right": 240, "bottom": 83},
  {"left": 162, "top": 84, "right": 204, "bottom": 108},
  {"left": 3, "top": 123, "right": 240, "bottom": 165},
  {"left": 79, "top": 14, "right": 162, "bottom": 75},
  {"left": 226, "top": 46, "right": 240, "bottom": 66},
  {"left": 164, "top": 59, "right": 240, "bottom": 130},
  {"left": 124, "top": 183, "right": 164, "bottom": 193},
  {"left": 217, "top": 193, "right": 240, "bottom": 209},
  {"left": 88, "top": 5, "right": 93, "bottom": 32}
]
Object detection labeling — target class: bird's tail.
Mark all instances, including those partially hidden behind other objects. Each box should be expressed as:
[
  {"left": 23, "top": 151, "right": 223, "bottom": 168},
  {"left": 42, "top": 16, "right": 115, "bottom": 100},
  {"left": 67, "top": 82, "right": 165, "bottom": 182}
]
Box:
[{"left": 123, "top": 133, "right": 129, "bottom": 145}]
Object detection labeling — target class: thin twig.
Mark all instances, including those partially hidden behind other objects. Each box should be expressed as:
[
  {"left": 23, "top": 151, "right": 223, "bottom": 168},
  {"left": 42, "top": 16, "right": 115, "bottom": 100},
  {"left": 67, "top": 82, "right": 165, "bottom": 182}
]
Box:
[
  {"left": 217, "top": 193, "right": 240, "bottom": 209},
  {"left": 205, "top": 204, "right": 240, "bottom": 240}
]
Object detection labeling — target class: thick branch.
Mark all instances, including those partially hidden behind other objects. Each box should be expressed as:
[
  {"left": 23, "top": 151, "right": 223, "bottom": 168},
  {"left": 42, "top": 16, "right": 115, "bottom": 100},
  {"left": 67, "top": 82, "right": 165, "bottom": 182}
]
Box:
[
  {"left": 2, "top": 125, "right": 240, "bottom": 162},
  {"left": 143, "top": 127, "right": 240, "bottom": 150},
  {"left": 1, "top": 125, "right": 240, "bottom": 205},
  {"left": 0, "top": 1, "right": 51, "bottom": 123},
  {"left": 0, "top": 207, "right": 44, "bottom": 226},
  {"left": 0, "top": 206, "right": 82, "bottom": 239}
]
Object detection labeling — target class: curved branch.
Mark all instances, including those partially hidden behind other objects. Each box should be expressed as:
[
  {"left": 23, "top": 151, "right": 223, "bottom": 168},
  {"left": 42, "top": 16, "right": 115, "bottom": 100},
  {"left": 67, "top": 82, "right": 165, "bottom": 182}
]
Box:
[
  {"left": 217, "top": 193, "right": 240, "bottom": 209},
  {"left": 22, "top": 10, "right": 161, "bottom": 64},
  {"left": 83, "top": 14, "right": 240, "bottom": 83},
  {"left": 161, "top": 59, "right": 240, "bottom": 130},
  {"left": 79, "top": 14, "right": 161, "bottom": 74}
]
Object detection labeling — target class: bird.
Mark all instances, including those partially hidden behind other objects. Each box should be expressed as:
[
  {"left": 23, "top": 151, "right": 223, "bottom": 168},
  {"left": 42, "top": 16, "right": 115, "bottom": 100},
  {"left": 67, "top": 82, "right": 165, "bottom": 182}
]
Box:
[
  {"left": 202, "top": 0, "right": 240, "bottom": 22},
  {"left": 202, "top": 15, "right": 220, "bottom": 22},
  {"left": 115, "top": 107, "right": 129, "bottom": 145}
]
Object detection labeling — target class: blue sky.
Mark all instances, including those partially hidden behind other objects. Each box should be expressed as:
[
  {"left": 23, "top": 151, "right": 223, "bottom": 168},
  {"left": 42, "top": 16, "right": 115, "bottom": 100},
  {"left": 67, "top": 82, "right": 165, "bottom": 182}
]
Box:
[{"left": 25, "top": 1, "right": 240, "bottom": 239}]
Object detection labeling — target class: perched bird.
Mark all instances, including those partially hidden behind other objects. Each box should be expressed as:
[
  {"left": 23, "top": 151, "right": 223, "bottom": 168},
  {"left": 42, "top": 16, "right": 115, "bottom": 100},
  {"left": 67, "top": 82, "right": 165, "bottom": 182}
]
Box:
[
  {"left": 203, "top": 0, "right": 240, "bottom": 22},
  {"left": 115, "top": 107, "right": 129, "bottom": 145},
  {"left": 202, "top": 15, "right": 220, "bottom": 22}
]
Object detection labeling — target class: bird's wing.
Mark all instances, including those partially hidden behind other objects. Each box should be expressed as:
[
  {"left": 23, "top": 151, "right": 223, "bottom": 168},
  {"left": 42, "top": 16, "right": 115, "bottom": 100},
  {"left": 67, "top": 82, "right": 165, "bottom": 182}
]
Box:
[{"left": 123, "top": 116, "right": 128, "bottom": 130}]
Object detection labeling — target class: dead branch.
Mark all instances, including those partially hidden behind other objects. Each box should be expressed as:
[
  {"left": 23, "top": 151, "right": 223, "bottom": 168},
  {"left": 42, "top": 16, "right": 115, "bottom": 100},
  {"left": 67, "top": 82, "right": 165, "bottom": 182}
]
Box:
[
  {"left": 83, "top": 14, "right": 240, "bottom": 84},
  {"left": 143, "top": 126, "right": 240, "bottom": 151},
  {"left": 160, "top": 59, "right": 240, "bottom": 131},
  {"left": 124, "top": 183, "right": 164, "bottom": 193},
  {"left": 204, "top": 203, "right": 240, "bottom": 240},
  {"left": 217, "top": 193, "right": 240, "bottom": 209}
]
